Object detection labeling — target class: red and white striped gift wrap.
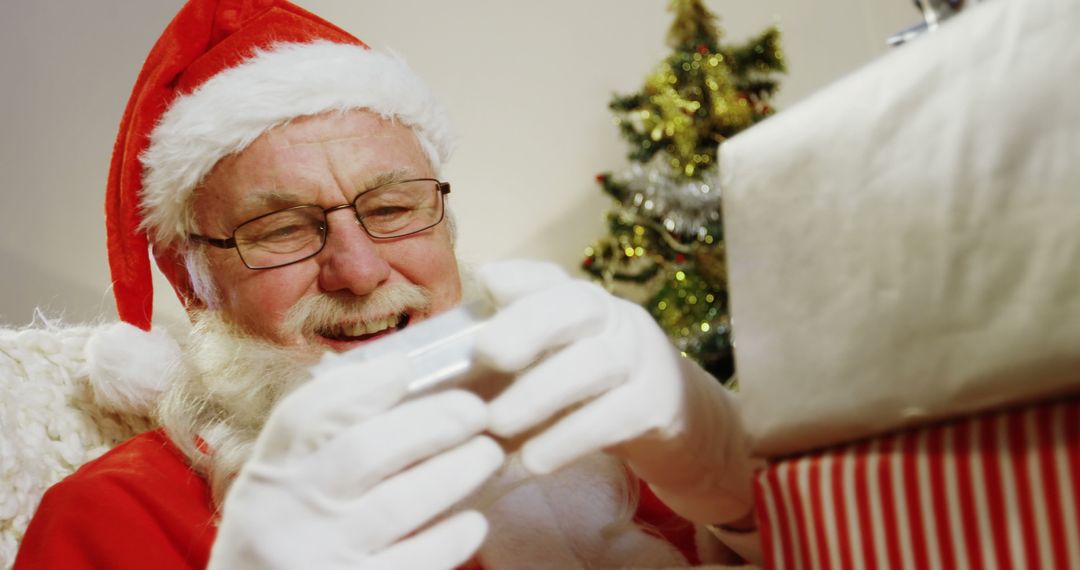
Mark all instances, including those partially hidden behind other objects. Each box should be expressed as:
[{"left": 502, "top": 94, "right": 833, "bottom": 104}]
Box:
[{"left": 753, "top": 395, "right": 1080, "bottom": 570}]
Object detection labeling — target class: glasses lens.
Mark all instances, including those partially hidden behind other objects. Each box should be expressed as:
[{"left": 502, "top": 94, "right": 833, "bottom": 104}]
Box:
[
  {"left": 355, "top": 180, "right": 443, "bottom": 238},
  {"left": 234, "top": 205, "right": 325, "bottom": 268}
]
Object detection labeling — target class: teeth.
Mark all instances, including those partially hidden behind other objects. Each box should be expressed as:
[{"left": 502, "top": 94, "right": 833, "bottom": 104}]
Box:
[{"left": 340, "top": 315, "right": 400, "bottom": 337}]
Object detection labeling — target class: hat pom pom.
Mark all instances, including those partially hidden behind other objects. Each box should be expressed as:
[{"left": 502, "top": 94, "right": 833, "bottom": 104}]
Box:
[{"left": 84, "top": 322, "right": 181, "bottom": 416}]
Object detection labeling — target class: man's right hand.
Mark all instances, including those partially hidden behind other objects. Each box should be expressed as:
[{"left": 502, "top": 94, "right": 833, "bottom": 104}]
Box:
[{"left": 207, "top": 353, "right": 503, "bottom": 570}]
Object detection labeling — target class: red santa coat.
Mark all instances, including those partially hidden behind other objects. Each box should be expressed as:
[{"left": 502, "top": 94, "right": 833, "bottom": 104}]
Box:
[{"left": 14, "top": 429, "right": 702, "bottom": 568}]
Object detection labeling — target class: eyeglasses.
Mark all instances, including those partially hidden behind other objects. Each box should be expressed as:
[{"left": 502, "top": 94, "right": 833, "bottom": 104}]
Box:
[{"left": 190, "top": 178, "right": 450, "bottom": 270}]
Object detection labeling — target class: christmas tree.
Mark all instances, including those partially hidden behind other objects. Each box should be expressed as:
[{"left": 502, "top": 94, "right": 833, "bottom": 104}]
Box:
[{"left": 582, "top": 0, "right": 784, "bottom": 385}]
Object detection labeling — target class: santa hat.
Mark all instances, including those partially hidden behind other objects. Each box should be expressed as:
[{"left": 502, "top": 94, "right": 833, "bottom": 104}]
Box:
[{"left": 106, "top": 0, "right": 454, "bottom": 331}]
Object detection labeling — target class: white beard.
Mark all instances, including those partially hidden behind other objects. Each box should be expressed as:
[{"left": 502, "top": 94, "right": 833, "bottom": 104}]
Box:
[
  {"left": 157, "top": 281, "right": 436, "bottom": 507},
  {"left": 156, "top": 311, "right": 317, "bottom": 508}
]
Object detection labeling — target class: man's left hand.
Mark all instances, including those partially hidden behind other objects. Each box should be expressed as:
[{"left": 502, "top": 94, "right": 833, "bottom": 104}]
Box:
[{"left": 475, "top": 260, "right": 756, "bottom": 525}]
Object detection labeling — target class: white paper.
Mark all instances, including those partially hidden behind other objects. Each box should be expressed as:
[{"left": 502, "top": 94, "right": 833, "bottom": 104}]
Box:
[{"left": 721, "top": 0, "right": 1080, "bottom": 456}]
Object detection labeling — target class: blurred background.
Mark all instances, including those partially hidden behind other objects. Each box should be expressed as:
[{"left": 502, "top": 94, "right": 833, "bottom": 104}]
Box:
[{"left": 0, "top": 0, "right": 914, "bottom": 327}]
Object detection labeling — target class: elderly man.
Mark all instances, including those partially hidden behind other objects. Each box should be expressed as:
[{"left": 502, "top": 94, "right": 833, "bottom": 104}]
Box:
[{"left": 16, "top": 1, "right": 759, "bottom": 568}]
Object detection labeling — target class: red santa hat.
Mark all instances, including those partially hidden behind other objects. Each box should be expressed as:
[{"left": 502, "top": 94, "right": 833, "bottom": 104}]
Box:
[{"left": 106, "top": 0, "right": 454, "bottom": 331}]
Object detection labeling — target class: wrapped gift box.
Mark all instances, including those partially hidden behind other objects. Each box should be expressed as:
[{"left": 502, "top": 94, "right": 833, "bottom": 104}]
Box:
[
  {"left": 753, "top": 395, "right": 1080, "bottom": 570},
  {"left": 720, "top": 0, "right": 1080, "bottom": 564},
  {"left": 720, "top": 0, "right": 1080, "bottom": 457}
]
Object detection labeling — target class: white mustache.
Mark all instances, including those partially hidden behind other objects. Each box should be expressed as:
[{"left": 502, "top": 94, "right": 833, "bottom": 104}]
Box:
[{"left": 280, "top": 283, "right": 433, "bottom": 339}]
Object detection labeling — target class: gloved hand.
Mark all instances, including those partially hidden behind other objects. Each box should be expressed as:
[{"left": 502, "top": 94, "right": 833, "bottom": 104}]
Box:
[
  {"left": 476, "top": 259, "right": 756, "bottom": 525},
  {"left": 208, "top": 353, "right": 505, "bottom": 570}
]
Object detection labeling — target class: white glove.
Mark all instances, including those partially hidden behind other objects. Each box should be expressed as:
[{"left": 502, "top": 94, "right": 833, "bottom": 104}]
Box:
[
  {"left": 208, "top": 353, "right": 505, "bottom": 570},
  {"left": 476, "top": 259, "right": 755, "bottom": 525}
]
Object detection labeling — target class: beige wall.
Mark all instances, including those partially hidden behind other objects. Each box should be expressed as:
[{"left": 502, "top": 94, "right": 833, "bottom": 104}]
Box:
[{"left": 0, "top": 0, "right": 916, "bottom": 326}]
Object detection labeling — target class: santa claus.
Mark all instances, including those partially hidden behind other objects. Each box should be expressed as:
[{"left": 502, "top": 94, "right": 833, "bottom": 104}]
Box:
[{"left": 15, "top": 1, "right": 760, "bottom": 568}]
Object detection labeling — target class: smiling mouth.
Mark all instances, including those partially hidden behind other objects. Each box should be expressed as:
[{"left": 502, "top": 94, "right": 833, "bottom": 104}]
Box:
[{"left": 318, "top": 313, "right": 411, "bottom": 342}]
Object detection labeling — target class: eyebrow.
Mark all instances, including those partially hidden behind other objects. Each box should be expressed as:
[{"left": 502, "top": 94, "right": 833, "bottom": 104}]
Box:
[
  {"left": 233, "top": 167, "right": 418, "bottom": 219},
  {"left": 237, "top": 189, "right": 305, "bottom": 218},
  {"left": 361, "top": 168, "right": 414, "bottom": 192}
]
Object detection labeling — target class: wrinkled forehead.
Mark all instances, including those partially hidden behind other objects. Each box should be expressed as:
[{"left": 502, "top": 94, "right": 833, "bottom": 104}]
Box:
[{"left": 195, "top": 110, "right": 436, "bottom": 226}]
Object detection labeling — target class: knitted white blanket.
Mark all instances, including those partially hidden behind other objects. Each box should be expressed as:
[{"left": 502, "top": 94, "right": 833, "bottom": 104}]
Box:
[{"left": 0, "top": 323, "right": 154, "bottom": 569}]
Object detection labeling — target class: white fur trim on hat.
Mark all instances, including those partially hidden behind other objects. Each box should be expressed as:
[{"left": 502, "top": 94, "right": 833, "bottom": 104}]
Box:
[
  {"left": 84, "top": 322, "right": 181, "bottom": 415},
  {"left": 140, "top": 41, "right": 456, "bottom": 245}
]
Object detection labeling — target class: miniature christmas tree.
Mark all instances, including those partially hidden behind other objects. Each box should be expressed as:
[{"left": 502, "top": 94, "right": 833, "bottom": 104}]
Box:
[{"left": 582, "top": 0, "right": 784, "bottom": 384}]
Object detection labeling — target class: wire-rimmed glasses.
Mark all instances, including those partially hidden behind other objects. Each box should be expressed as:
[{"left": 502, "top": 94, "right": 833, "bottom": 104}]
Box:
[{"left": 190, "top": 178, "right": 450, "bottom": 269}]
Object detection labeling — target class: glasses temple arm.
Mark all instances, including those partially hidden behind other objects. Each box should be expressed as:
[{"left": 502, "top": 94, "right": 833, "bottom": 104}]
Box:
[{"left": 190, "top": 234, "right": 237, "bottom": 249}]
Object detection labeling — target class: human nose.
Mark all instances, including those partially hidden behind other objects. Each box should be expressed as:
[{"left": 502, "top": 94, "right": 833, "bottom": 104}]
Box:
[{"left": 316, "top": 208, "right": 391, "bottom": 296}]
